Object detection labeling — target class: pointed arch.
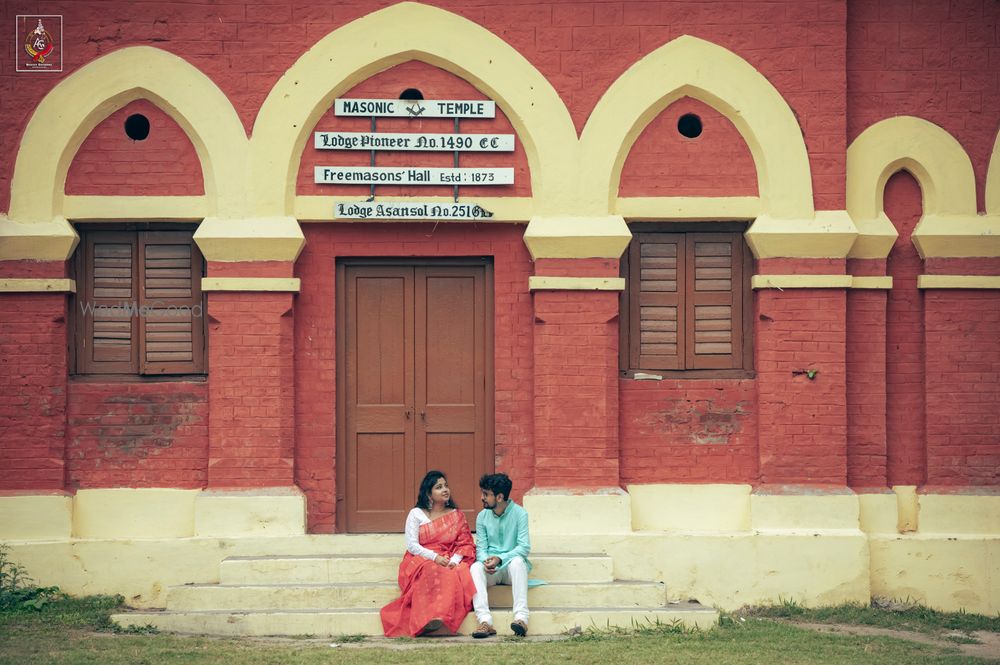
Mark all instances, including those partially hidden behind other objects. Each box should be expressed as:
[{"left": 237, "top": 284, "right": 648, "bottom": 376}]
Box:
[
  {"left": 986, "top": 128, "right": 1000, "bottom": 215},
  {"left": 250, "top": 1, "right": 577, "bottom": 217},
  {"left": 578, "top": 35, "right": 813, "bottom": 219},
  {"left": 847, "top": 116, "right": 976, "bottom": 221},
  {"left": 846, "top": 116, "right": 1000, "bottom": 258},
  {"left": 9, "top": 46, "right": 249, "bottom": 223}
]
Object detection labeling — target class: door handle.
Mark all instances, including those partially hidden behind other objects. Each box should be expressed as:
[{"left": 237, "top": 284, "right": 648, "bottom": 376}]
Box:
[
  {"left": 404, "top": 409, "right": 412, "bottom": 420},
  {"left": 420, "top": 410, "right": 426, "bottom": 420}
]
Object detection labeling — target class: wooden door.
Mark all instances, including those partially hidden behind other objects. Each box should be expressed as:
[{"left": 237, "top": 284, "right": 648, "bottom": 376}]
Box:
[{"left": 338, "top": 261, "right": 493, "bottom": 532}]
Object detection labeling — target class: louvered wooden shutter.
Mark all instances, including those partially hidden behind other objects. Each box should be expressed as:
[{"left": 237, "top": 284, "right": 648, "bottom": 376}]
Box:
[
  {"left": 685, "top": 233, "right": 743, "bottom": 369},
  {"left": 629, "top": 233, "right": 686, "bottom": 370},
  {"left": 138, "top": 232, "right": 206, "bottom": 374},
  {"left": 78, "top": 232, "right": 140, "bottom": 374}
]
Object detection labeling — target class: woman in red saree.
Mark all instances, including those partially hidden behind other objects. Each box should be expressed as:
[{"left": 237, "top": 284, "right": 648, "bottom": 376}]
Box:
[{"left": 380, "top": 470, "right": 477, "bottom": 637}]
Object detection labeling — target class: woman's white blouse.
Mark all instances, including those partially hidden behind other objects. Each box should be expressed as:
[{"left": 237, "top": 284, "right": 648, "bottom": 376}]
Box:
[{"left": 404, "top": 507, "right": 463, "bottom": 565}]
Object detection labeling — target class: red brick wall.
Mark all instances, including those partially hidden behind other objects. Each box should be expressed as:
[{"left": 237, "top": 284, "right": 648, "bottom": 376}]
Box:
[
  {"left": 297, "top": 61, "right": 529, "bottom": 200},
  {"left": 0, "top": 294, "right": 68, "bottom": 490},
  {"left": 533, "top": 290, "right": 619, "bottom": 486},
  {"left": 65, "top": 381, "right": 208, "bottom": 489},
  {"left": 2, "top": 0, "right": 848, "bottom": 213},
  {"left": 846, "top": 281, "right": 889, "bottom": 489},
  {"left": 205, "top": 293, "right": 295, "bottom": 488},
  {"left": 620, "top": 97, "right": 758, "bottom": 198},
  {"left": 924, "top": 290, "right": 1000, "bottom": 486},
  {"left": 619, "top": 379, "right": 758, "bottom": 484},
  {"left": 64, "top": 99, "right": 204, "bottom": 196},
  {"left": 756, "top": 288, "right": 848, "bottom": 484},
  {"left": 847, "top": 0, "right": 1000, "bottom": 211},
  {"left": 884, "top": 171, "right": 926, "bottom": 486},
  {"left": 293, "top": 223, "right": 533, "bottom": 532}
]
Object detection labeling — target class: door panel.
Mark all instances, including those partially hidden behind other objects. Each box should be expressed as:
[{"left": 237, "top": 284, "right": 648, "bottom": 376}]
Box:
[
  {"left": 341, "top": 262, "right": 491, "bottom": 533},
  {"left": 345, "top": 267, "right": 415, "bottom": 532},
  {"left": 416, "top": 268, "right": 485, "bottom": 526}
]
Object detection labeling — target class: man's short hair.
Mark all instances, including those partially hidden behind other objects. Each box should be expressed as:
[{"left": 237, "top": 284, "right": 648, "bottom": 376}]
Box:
[{"left": 479, "top": 473, "right": 513, "bottom": 501}]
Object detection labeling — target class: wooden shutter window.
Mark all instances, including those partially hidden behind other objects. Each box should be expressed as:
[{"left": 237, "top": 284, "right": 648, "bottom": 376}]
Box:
[
  {"left": 79, "top": 233, "right": 139, "bottom": 373},
  {"left": 76, "top": 229, "right": 205, "bottom": 375},
  {"left": 629, "top": 233, "right": 685, "bottom": 370},
  {"left": 685, "top": 234, "right": 743, "bottom": 370},
  {"left": 138, "top": 232, "right": 206, "bottom": 375},
  {"left": 622, "top": 228, "right": 751, "bottom": 374}
]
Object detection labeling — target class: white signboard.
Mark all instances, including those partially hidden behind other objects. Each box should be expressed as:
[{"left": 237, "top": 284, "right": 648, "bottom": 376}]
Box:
[
  {"left": 315, "top": 166, "right": 513, "bottom": 186},
  {"left": 315, "top": 132, "right": 514, "bottom": 152},
  {"left": 335, "top": 98, "right": 496, "bottom": 118},
  {"left": 335, "top": 201, "right": 494, "bottom": 220}
]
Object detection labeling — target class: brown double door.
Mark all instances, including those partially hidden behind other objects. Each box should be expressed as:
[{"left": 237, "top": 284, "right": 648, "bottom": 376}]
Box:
[{"left": 337, "top": 261, "right": 493, "bottom": 532}]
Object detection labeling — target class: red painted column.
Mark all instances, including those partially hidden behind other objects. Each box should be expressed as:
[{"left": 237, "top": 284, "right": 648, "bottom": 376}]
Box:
[
  {"left": 205, "top": 263, "right": 296, "bottom": 488},
  {"left": 846, "top": 259, "right": 889, "bottom": 489},
  {"left": 923, "top": 257, "right": 1000, "bottom": 488},
  {"left": 532, "top": 259, "right": 620, "bottom": 488},
  {"left": 0, "top": 262, "right": 70, "bottom": 490},
  {"left": 755, "top": 259, "right": 849, "bottom": 485},
  {"left": 884, "top": 172, "right": 926, "bottom": 486}
]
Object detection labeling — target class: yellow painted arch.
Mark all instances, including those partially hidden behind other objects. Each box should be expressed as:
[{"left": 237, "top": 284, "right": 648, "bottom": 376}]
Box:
[
  {"left": 986, "top": 128, "right": 1000, "bottom": 215},
  {"left": 579, "top": 35, "right": 814, "bottom": 219},
  {"left": 250, "top": 1, "right": 578, "bottom": 217},
  {"left": 10, "top": 46, "right": 249, "bottom": 223},
  {"left": 847, "top": 116, "right": 977, "bottom": 220}
]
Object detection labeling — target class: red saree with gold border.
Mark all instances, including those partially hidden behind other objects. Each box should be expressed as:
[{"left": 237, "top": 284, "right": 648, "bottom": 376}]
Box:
[{"left": 380, "top": 510, "right": 477, "bottom": 637}]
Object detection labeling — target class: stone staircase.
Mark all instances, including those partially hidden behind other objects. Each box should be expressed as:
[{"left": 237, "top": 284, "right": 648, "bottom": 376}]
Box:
[{"left": 112, "top": 551, "right": 718, "bottom": 636}]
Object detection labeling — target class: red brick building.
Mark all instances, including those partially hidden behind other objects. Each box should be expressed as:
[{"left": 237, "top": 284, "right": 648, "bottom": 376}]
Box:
[{"left": 1, "top": 0, "right": 997, "bottom": 631}]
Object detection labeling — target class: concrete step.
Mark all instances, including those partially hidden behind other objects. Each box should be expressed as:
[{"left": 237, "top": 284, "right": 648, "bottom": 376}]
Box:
[
  {"left": 165, "top": 580, "right": 666, "bottom": 612},
  {"left": 112, "top": 603, "right": 718, "bottom": 637},
  {"left": 218, "top": 553, "right": 613, "bottom": 585}
]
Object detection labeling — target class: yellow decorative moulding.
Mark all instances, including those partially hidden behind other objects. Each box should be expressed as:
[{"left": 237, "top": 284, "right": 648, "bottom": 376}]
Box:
[
  {"left": 0, "top": 278, "right": 76, "bottom": 292},
  {"left": 917, "top": 275, "right": 1000, "bottom": 289},
  {"left": 751, "top": 275, "right": 853, "bottom": 289},
  {"left": 528, "top": 276, "right": 626, "bottom": 291},
  {"left": 201, "top": 278, "right": 301, "bottom": 292}
]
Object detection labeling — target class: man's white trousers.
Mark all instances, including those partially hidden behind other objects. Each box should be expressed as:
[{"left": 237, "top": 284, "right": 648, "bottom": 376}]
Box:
[{"left": 470, "top": 557, "right": 529, "bottom": 624}]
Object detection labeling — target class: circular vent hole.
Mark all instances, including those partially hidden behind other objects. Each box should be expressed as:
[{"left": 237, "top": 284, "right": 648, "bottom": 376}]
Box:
[
  {"left": 677, "top": 113, "right": 702, "bottom": 139},
  {"left": 399, "top": 88, "right": 424, "bottom": 100},
  {"left": 124, "top": 114, "right": 150, "bottom": 141}
]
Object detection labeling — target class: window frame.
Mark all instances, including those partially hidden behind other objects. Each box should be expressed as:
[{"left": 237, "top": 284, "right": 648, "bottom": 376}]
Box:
[
  {"left": 70, "top": 223, "right": 207, "bottom": 378},
  {"left": 619, "top": 223, "right": 755, "bottom": 379}
]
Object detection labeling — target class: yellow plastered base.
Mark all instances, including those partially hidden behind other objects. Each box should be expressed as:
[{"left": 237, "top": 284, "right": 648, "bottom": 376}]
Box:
[
  {"left": 628, "top": 483, "right": 751, "bottom": 532},
  {"left": 194, "top": 488, "right": 306, "bottom": 537},
  {"left": 750, "top": 490, "right": 860, "bottom": 531},
  {"left": 870, "top": 536, "right": 999, "bottom": 614},
  {"left": 0, "top": 494, "right": 72, "bottom": 540},
  {"left": 73, "top": 489, "right": 199, "bottom": 539},
  {"left": 2, "top": 486, "right": 998, "bottom": 614},
  {"left": 918, "top": 494, "right": 1000, "bottom": 535},
  {"left": 523, "top": 488, "right": 632, "bottom": 534}
]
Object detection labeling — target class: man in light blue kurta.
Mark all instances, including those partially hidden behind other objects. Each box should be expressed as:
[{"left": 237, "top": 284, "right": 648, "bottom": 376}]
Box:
[{"left": 470, "top": 473, "right": 532, "bottom": 638}]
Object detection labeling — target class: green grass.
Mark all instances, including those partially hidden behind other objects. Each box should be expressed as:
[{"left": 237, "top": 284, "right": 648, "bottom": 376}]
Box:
[
  {"left": 740, "top": 599, "right": 1000, "bottom": 636},
  {"left": 1, "top": 597, "right": 997, "bottom": 665}
]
